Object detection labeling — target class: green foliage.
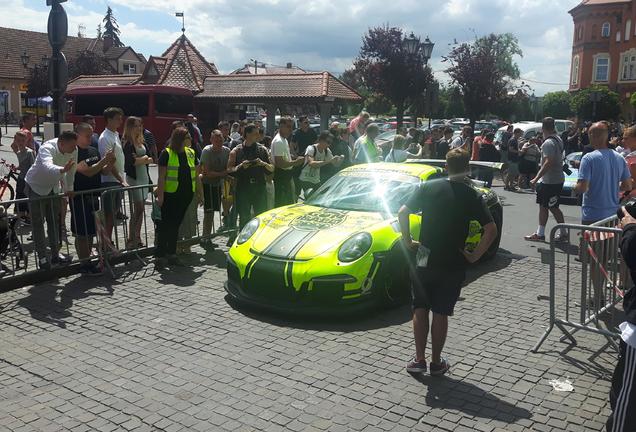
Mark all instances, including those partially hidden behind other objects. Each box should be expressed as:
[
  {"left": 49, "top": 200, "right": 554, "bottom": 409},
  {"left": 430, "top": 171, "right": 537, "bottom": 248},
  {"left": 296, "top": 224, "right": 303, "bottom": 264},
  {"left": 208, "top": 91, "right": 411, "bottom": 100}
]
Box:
[
  {"left": 443, "top": 33, "right": 523, "bottom": 124},
  {"left": 570, "top": 85, "right": 620, "bottom": 121},
  {"left": 103, "top": 6, "right": 124, "bottom": 47},
  {"left": 68, "top": 50, "right": 113, "bottom": 79},
  {"left": 542, "top": 91, "right": 573, "bottom": 119},
  {"left": 351, "top": 24, "right": 435, "bottom": 124}
]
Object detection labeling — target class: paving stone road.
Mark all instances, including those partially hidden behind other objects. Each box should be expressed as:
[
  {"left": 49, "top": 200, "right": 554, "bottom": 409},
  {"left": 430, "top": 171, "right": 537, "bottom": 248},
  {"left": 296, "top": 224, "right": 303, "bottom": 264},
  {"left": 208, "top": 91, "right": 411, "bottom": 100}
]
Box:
[{"left": 0, "top": 244, "right": 617, "bottom": 431}]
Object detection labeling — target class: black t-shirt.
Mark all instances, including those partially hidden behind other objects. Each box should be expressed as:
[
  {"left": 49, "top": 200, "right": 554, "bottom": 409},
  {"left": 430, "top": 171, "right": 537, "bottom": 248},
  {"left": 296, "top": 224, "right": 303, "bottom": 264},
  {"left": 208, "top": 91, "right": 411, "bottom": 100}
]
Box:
[
  {"left": 158, "top": 149, "right": 199, "bottom": 196},
  {"left": 292, "top": 128, "right": 318, "bottom": 156},
  {"left": 507, "top": 138, "right": 519, "bottom": 162},
  {"left": 74, "top": 146, "right": 101, "bottom": 192},
  {"left": 405, "top": 179, "right": 493, "bottom": 268},
  {"left": 435, "top": 139, "right": 450, "bottom": 159},
  {"left": 234, "top": 143, "right": 271, "bottom": 186}
]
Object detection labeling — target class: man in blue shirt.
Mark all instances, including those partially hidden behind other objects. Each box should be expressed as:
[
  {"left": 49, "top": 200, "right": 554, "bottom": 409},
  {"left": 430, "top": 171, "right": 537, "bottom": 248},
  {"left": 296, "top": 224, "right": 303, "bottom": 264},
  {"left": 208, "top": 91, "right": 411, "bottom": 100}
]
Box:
[{"left": 576, "top": 121, "right": 632, "bottom": 225}]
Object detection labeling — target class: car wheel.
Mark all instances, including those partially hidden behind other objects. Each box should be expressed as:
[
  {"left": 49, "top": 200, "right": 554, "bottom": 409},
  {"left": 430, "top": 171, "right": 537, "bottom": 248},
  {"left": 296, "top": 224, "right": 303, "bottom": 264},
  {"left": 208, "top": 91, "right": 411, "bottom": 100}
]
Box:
[
  {"left": 480, "top": 204, "right": 503, "bottom": 262},
  {"left": 375, "top": 246, "right": 412, "bottom": 307}
]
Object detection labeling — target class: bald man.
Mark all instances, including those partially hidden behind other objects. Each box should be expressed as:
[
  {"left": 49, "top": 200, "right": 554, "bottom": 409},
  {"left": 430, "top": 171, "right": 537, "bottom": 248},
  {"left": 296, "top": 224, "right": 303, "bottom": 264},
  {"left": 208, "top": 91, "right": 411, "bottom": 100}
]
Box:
[{"left": 575, "top": 121, "right": 632, "bottom": 225}]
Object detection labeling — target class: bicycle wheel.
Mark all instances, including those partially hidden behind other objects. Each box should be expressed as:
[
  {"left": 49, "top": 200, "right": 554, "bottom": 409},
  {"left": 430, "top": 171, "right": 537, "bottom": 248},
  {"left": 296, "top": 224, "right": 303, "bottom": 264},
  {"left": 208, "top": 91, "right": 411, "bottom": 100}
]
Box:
[{"left": 0, "top": 181, "right": 15, "bottom": 206}]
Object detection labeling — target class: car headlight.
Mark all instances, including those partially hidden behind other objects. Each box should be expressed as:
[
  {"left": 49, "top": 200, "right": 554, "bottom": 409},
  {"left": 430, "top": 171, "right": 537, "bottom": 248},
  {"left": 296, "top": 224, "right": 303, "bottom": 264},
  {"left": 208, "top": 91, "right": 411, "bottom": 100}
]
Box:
[
  {"left": 338, "top": 232, "right": 372, "bottom": 262},
  {"left": 237, "top": 218, "right": 259, "bottom": 245}
]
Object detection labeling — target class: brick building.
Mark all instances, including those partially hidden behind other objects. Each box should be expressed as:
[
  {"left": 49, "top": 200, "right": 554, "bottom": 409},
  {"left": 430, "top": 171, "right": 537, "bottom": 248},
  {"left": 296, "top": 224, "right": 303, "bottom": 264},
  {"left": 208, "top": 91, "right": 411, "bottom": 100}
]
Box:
[{"left": 569, "top": 0, "right": 636, "bottom": 119}]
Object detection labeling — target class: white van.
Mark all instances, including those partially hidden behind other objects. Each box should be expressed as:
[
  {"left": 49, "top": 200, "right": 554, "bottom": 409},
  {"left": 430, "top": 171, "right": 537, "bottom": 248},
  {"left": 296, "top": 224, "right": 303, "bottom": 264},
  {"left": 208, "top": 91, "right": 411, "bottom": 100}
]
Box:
[{"left": 494, "top": 119, "right": 574, "bottom": 144}]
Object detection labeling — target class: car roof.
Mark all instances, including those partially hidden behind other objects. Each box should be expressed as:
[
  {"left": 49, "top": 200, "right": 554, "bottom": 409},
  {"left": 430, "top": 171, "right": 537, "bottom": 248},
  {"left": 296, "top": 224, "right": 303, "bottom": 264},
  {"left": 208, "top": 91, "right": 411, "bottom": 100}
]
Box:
[
  {"left": 497, "top": 122, "right": 542, "bottom": 132},
  {"left": 340, "top": 162, "right": 441, "bottom": 180}
]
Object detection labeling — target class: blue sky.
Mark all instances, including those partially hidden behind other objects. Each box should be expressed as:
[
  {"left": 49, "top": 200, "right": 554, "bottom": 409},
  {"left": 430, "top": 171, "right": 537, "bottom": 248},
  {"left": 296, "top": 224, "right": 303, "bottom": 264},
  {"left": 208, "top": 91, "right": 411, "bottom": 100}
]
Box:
[{"left": 1, "top": 0, "right": 583, "bottom": 95}]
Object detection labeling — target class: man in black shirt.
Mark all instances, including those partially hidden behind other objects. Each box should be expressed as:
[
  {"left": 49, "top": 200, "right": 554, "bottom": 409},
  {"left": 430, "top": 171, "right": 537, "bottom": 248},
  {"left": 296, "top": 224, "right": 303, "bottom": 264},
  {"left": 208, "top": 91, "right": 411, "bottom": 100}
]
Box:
[
  {"left": 322, "top": 122, "right": 351, "bottom": 180},
  {"left": 435, "top": 127, "right": 453, "bottom": 159},
  {"left": 398, "top": 148, "right": 497, "bottom": 376},
  {"left": 291, "top": 116, "right": 318, "bottom": 157},
  {"left": 504, "top": 128, "right": 522, "bottom": 191},
  {"left": 72, "top": 123, "right": 115, "bottom": 275},
  {"left": 227, "top": 124, "right": 274, "bottom": 230}
]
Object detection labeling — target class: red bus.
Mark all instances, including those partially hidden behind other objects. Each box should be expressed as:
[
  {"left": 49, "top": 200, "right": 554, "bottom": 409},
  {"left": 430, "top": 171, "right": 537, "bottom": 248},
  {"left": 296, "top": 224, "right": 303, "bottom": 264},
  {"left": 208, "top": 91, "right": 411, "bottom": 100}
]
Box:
[{"left": 66, "top": 85, "right": 193, "bottom": 152}]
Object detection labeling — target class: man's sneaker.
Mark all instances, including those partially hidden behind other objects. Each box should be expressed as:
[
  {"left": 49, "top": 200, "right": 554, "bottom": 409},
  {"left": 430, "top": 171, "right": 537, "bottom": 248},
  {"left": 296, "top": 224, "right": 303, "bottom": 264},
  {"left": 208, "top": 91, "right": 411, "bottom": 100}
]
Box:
[
  {"left": 38, "top": 257, "right": 51, "bottom": 271},
  {"left": 406, "top": 358, "right": 427, "bottom": 374},
  {"left": 168, "top": 255, "right": 187, "bottom": 267},
  {"left": 524, "top": 233, "right": 545, "bottom": 242},
  {"left": 155, "top": 257, "right": 168, "bottom": 271},
  {"left": 80, "top": 264, "right": 103, "bottom": 277},
  {"left": 430, "top": 358, "right": 451, "bottom": 376},
  {"left": 51, "top": 254, "right": 72, "bottom": 266}
]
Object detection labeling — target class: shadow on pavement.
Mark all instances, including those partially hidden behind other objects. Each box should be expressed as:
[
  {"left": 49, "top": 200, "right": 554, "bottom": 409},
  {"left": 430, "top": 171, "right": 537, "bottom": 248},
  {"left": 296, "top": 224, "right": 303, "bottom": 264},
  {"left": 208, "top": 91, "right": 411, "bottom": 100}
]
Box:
[
  {"left": 463, "top": 249, "right": 522, "bottom": 286},
  {"left": 413, "top": 374, "right": 532, "bottom": 423},
  {"left": 227, "top": 296, "right": 413, "bottom": 332},
  {"left": 16, "top": 276, "right": 117, "bottom": 328}
]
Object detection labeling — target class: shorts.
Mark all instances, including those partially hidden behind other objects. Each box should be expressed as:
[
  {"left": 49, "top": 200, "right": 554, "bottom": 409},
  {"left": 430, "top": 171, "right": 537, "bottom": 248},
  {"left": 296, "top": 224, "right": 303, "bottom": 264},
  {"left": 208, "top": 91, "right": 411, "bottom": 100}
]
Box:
[
  {"left": 536, "top": 182, "right": 563, "bottom": 209},
  {"left": 70, "top": 195, "right": 98, "bottom": 237},
  {"left": 101, "top": 182, "right": 122, "bottom": 215},
  {"left": 412, "top": 267, "right": 465, "bottom": 316},
  {"left": 507, "top": 161, "right": 519, "bottom": 177},
  {"left": 519, "top": 159, "right": 538, "bottom": 176},
  {"left": 203, "top": 184, "right": 221, "bottom": 212}
]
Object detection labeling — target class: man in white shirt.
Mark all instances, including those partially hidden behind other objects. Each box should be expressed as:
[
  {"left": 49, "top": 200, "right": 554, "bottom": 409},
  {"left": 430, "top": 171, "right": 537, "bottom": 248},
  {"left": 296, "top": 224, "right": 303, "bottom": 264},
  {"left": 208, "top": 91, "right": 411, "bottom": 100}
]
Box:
[
  {"left": 272, "top": 116, "right": 304, "bottom": 206},
  {"left": 297, "top": 131, "right": 342, "bottom": 197},
  {"left": 25, "top": 131, "right": 78, "bottom": 269},
  {"left": 98, "top": 107, "right": 127, "bottom": 239},
  {"left": 449, "top": 125, "right": 473, "bottom": 150}
]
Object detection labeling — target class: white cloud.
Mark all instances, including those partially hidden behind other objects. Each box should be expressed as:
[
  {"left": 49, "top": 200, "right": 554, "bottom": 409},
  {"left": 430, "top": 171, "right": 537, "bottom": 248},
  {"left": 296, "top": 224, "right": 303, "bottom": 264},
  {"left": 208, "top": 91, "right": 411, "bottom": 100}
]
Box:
[{"left": 0, "top": 0, "right": 584, "bottom": 95}]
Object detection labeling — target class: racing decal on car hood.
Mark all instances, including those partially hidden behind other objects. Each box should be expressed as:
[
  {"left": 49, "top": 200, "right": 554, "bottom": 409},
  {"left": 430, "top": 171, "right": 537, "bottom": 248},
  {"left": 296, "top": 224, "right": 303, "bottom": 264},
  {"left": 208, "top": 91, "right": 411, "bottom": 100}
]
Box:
[{"left": 251, "top": 206, "right": 385, "bottom": 260}]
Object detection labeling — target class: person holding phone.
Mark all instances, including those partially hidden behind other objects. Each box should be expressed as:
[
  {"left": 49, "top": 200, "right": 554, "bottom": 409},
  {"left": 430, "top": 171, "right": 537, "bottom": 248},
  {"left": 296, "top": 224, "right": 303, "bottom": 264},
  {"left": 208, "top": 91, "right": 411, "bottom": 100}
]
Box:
[{"left": 227, "top": 124, "right": 274, "bottom": 231}]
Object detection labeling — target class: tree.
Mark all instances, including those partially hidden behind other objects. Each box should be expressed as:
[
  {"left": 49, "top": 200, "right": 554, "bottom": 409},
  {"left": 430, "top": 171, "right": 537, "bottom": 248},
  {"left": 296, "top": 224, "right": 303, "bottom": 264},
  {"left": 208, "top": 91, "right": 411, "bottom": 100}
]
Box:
[
  {"left": 68, "top": 50, "right": 113, "bottom": 79},
  {"left": 570, "top": 85, "right": 620, "bottom": 121},
  {"left": 352, "top": 25, "right": 434, "bottom": 127},
  {"left": 443, "top": 33, "right": 523, "bottom": 127},
  {"left": 103, "top": 6, "right": 124, "bottom": 47},
  {"left": 96, "top": 23, "right": 103, "bottom": 40},
  {"left": 542, "top": 91, "right": 573, "bottom": 119},
  {"left": 26, "top": 65, "right": 49, "bottom": 100}
]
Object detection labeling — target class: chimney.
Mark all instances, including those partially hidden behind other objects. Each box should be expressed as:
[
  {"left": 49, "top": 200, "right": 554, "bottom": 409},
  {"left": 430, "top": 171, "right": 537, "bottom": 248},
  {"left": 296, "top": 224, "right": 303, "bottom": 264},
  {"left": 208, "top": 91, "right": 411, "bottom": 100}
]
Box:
[
  {"left": 286, "top": 62, "right": 292, "bottom": 69},
  {"left": 103, "top": 34, "right": 113, "bottom": 53}
]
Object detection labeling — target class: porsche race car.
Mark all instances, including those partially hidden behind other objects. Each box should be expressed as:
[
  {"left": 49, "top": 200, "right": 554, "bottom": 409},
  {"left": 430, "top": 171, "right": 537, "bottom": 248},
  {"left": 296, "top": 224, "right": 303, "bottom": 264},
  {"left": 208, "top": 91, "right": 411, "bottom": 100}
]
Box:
[{"left": 225, "top": 163, "right": 503, "bottom": 314}]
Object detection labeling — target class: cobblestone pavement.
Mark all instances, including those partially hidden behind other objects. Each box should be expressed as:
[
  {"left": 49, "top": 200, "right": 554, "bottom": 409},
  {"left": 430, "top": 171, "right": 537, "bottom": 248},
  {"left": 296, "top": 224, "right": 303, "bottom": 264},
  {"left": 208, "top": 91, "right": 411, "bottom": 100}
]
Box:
[{"left": 0, "top": 246, "right": 616, "bottom": 431}]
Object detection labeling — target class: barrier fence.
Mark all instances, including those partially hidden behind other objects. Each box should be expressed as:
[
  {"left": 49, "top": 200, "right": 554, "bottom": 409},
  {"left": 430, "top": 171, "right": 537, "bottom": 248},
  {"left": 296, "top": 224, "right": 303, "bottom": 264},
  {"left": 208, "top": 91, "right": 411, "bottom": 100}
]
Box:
[
  {"left": 532, "top": 216, "right": 630, "bottom": 353},
  {"left": 0, "top": 182, "right": 231, "bottom": 288}
]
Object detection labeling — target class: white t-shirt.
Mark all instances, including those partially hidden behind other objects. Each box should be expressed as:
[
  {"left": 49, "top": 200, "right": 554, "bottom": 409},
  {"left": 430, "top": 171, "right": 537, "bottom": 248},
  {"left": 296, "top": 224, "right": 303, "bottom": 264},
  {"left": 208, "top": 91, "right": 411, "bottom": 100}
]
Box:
[
  {"left": 271, "top": 133, "right": 292, "bottom": 171},
  {"left": 25, "top": 138, "right": 77, "bottom": 195},
  {"left": 449, "top": 136, "right": 464, "bottom": 149},
  {"left": 299, "top": 145, "right": 332, "bottom": 184},
  {"left": 385, "top": 149, "right": 410, "bottom": 163},
  {"left": 98, "top": 128, "right": 125, "bottom": 183}
]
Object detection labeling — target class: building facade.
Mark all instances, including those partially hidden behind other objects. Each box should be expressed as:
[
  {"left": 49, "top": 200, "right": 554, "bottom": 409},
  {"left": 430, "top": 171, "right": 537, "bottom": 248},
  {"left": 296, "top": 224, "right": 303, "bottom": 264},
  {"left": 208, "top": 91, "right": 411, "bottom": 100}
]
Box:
[{"left": 569, "top": 0, "right": 636, "bottom": 119}]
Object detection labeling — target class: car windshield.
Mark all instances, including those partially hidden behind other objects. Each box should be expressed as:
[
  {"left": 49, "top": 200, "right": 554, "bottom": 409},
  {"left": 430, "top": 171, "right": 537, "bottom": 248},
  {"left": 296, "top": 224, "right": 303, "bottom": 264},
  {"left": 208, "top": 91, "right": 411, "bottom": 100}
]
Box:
[
  {"left": 566, "top": 152, "right": 582, "bottom": 164},
  {"left": 305, "top": 172, "right": 420, "bottom": 213}
]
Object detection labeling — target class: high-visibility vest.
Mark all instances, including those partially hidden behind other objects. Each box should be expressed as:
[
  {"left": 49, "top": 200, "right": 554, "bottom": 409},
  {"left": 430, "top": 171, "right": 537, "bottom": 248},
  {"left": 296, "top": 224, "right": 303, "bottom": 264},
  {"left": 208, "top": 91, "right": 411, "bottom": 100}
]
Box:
[{"left": 165, "top": 147, "right": 196, "bottom": 193}]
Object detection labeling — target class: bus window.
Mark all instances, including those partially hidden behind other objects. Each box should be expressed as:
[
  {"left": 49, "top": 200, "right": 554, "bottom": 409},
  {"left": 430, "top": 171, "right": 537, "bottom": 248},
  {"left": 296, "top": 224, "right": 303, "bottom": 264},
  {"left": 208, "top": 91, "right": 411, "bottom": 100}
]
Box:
[
  {"left": 74, "top": 93, "right": 149, "bottom": 117},
  {"left": 155, "top": 93, "right": 193, "bottom": 115}
]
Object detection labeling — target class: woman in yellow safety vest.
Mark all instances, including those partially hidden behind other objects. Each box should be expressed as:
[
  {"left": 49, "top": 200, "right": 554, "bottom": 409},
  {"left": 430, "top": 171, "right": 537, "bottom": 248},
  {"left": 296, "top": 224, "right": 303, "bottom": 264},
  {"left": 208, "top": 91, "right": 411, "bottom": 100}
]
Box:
[{"left": 155, "top": 127, "right": 201, "bottom": 269}]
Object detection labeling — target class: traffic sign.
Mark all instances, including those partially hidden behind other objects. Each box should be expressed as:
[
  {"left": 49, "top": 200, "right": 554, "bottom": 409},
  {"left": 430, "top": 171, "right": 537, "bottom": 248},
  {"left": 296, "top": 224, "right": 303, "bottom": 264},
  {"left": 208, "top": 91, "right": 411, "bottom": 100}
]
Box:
[
  {"left": 48, "top": 52, "right": 68, "bottom": 94},
  {"left": 47, "top": 1, "right": 68, "bottom": 48}
]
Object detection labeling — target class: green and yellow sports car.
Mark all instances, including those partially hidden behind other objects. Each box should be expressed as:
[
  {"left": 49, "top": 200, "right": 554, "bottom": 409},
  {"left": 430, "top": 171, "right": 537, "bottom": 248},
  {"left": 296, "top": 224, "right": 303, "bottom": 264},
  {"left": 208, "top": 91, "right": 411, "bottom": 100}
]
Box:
[{"left": 225, "top": 162, "right": 503, "bottom": 314}]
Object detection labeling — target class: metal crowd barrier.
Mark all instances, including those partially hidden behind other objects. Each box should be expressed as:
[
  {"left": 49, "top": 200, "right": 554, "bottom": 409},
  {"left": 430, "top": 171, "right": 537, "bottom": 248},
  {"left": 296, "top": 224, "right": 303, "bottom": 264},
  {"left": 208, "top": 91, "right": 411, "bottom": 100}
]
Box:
[
  {"left": 532, "top": 216, "right": 630, "bottom": 352},
  {"left": 0, "top": 182, "right": 232, "bottom": 289}
]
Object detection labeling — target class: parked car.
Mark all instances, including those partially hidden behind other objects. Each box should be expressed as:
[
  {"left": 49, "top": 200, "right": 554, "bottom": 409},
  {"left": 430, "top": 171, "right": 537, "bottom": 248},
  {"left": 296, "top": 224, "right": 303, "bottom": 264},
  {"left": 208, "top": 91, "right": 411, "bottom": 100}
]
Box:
[{"left": 494, "top": 122, "right": 543, "bottom": 145}]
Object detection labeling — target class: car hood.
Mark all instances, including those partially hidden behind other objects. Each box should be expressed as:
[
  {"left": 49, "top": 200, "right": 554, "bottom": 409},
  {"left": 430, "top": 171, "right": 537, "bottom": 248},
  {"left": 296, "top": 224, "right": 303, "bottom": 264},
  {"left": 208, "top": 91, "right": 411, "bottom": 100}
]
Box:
[
  {"left": 564, "top": 168, "right": 579, "bottom": 188},
  {"left": 250, "top": 204, "right": 389, "bottom": 260}
]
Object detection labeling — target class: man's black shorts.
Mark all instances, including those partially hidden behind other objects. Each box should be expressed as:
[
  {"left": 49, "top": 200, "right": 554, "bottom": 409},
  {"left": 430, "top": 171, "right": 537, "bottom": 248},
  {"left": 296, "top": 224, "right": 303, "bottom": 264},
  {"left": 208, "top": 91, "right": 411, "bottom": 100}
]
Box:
[
  {"left": 412, "top": 267, "right": 465, "bottom": 316},
  {"left": 536, "top": 182, "right": 563, "bottom": 209},
  {"left": 70, "top": 195, "right": 98, "bottom": 237},
  {"left": 203, "top": 184, "right": 221, "bottom": 212}
]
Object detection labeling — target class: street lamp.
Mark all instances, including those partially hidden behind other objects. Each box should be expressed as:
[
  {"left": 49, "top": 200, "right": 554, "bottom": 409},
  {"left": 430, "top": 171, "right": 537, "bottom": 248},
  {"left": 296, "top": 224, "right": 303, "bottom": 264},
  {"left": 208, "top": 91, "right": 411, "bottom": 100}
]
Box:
[
  {"left": 529, "top": 93, "right": 537, "bottom": 122},
  {"left": 590, "top": 90, "right": 602, "bottom": 121},
  {"left": 20, "top": 49, "right": 44, "bottom": 136},
  {"left": 402, "top": 32, "right": 435, "bottom": 128}
]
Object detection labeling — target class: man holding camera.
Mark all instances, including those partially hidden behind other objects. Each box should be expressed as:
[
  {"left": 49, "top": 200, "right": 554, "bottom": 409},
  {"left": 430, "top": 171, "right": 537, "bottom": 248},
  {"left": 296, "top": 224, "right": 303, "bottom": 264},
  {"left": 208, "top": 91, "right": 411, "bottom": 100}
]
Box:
[{"left": 607, "top": 207, "right": 636, "bottom": 432}]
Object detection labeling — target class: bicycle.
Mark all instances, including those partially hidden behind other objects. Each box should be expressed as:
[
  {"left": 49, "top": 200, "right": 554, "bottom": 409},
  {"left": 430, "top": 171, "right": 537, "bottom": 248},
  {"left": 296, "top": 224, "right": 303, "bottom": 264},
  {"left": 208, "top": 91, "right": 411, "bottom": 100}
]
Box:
[{"left": 0, "top": 159, "right": 19, "bottom": 203}]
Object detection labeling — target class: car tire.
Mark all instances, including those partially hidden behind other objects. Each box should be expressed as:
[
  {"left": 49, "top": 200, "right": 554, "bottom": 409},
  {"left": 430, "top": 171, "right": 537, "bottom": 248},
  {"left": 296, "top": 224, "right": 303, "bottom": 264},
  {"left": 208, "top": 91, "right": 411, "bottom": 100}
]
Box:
[
  {"left": 480, "top": 204, "right": 503, "bottom": 262},
  {"left": 375, "top": 246, "right": 412, "bottom": 307}
]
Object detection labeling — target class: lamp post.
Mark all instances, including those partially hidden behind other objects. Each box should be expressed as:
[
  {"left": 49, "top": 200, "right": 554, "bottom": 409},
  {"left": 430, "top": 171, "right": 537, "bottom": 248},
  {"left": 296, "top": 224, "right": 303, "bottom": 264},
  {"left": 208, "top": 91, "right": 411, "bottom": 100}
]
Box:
[
  {"left": 20, "top": 50, "right": 46, "bottom": 137},
  {"left": 590, "top": 90, "right": 602, "bottom": 121},
  {"left": 401, "top": 33, "right": 435, "bottom": 128},
  {"left": 529, "top": 93, "right": 537, "bottom": 122}
]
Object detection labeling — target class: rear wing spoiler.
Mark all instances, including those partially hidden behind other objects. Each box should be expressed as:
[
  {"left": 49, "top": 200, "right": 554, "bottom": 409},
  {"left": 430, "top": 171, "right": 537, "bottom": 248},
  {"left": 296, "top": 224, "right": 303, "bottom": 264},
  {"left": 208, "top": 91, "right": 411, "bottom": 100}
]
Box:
[{"left": 407, "top": 159, "right": 505, "bottom": 171}]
